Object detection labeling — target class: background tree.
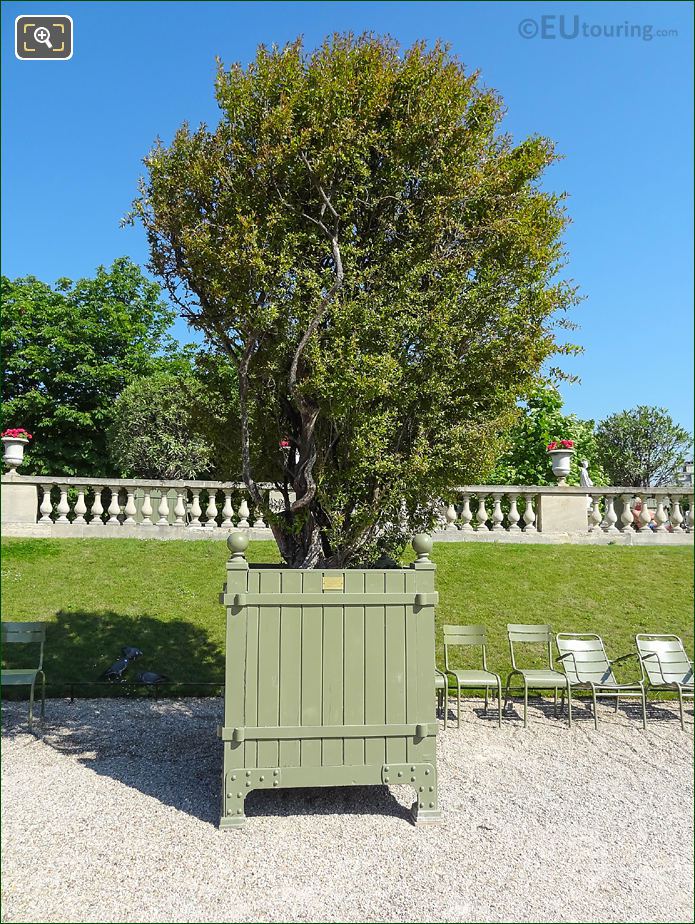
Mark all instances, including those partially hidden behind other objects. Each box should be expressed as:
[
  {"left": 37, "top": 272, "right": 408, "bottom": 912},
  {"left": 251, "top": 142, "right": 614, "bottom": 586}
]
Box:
[
  {"left": 595, "top": 406, "right": 692, "bottom": 487},
  {"left": 108, "top": 371, "right": 213, "bottom": 479},
  {"left": 1, "top": 258, "right": 178, "bottom": 475},
  {"left": 132, "top": 33, "right": 579, "bottom": 567},
  {"left": 488, "top": 383, "right": 607, "bottom": 486}
]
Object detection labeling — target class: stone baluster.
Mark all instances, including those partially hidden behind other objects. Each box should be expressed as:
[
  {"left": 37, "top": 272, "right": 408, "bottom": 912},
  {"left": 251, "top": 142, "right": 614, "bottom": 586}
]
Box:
[
  {"left": 652, "top": 497, "right": 668, "bottom": 532},
  {"left": 522, "top": 494, "right": 536, "bottom": 532},
  {"left": 189, "top": 489, "right": 202, "bottom": 527},
  {"left": 458, "top": 493, "right": 473, "bottom": 530},
  {"left": 39, "top": 485, "right": 54, "bottom": 523},
  {"left": 90, "top": 487, "right": 104, "bottom": 525},
  {"left": 491, "top": 493, "right": 504, "bottom": 531},
  {"left": 141, "top": 490, "right": 154, "bottom": 526},
  {"left": 156, "top": 491, "right": 170, "bottom": 526},
  {"left": 221, "top": 491, "right": 235, "bottom": 528},
  {"left": 687, "top": 496, "right": 694, "bottom": 533},
  {"left": 474, "top": 495, "right": 488, "bottom": 531},
  {"left": 252, "top": 503, "right": 267, "bottom": 529},
  {"left": 601, "top": 495, "right": 619, "bottom": 533},
  {"left": 614, "top": 494, "right": 635, "bottom": 532},
  {"left": 670, "top": 495, "right": 683, "bottom": 532},
  {"left": 588, "top": 495, "right": 603, "bottom": 532},
  {"left": 636, "top": 496, "right": 651, "bottom": 532},
  {"left": 73, "top": 487, "right": 87, "bottom": 525},
  {"left": 444, "top": 503, "right": 458, "bottom": 530},
  {"left": 237, "top": 498, "right": 250, "bottom": 528},
  {"left": 205, "top": 490, "right": 219, "bottom": 528},
  {"left": 506, "top": 494, "right": 521, "bottom": 531},
  {"left": 106, "top": 487, "right": 122, "bottom": 525},
  {"left": 123, "top": 491, "right": 137, "bottom": 525},
  {"left": 173, "top": 490, "right": 186, "bottom": 527},
  {"left": 56, "top": 485, "right": 71, "bottom": 524}
]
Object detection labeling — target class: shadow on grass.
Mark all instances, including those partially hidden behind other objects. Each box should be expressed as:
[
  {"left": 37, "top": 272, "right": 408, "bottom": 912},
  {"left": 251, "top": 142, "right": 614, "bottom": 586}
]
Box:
[{"left": 2, "top": 609, "right": 225, "bottom": 697}]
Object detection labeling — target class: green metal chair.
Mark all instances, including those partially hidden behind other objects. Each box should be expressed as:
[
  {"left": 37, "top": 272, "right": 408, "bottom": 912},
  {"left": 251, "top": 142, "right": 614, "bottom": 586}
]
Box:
[
  {"left": 504, "top": 624, "right": 571, "bottom": 727},
  {"left": 556, "top": 633, "right": 646, "bottom": 730},
  {"left": 636, "top": 634, "right": 693, "bottom": 730},
  {"left": 434, "top": 668, "right": 448, "bottom": 728},
  {"left": 443, "top": 625, "right": 502, "bottom": 727},
  {"left": 1, "top": 622, "right": 46, "bottom": 730}
]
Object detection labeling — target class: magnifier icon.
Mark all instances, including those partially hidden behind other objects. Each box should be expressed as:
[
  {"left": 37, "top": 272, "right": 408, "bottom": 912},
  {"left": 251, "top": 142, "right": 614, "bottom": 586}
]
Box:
[{"left": 33, "top": 26, "right": 53, "bottom": 49}]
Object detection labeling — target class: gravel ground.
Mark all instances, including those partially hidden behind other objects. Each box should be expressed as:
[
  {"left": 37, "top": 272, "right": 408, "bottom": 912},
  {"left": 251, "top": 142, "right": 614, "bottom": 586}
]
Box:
[{"left": 2, "top": 696, "right": 692, "bottom": 924}]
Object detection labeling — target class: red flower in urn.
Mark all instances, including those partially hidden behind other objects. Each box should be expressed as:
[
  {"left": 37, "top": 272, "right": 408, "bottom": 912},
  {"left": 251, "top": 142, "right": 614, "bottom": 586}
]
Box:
[
  {"left": 547, "top": 439, "right": 573, "bottom": 451},
  {"left": 2, "top": 428, "right": 32, "bottom": 440},
  {"left": 279, "top": 438, "right": 291, "bottom": 449}
]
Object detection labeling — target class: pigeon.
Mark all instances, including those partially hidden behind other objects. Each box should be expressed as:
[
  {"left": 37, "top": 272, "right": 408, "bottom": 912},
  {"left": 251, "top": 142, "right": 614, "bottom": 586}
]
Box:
[
  {"left": 135, "top": 671, "right": 170, "bottom": 685},
  {"left": 98, "top": 657, "right": 131, "bottom": 683},
  {"left": 97, "top": 646, "right": 143, "bottom": 682}
]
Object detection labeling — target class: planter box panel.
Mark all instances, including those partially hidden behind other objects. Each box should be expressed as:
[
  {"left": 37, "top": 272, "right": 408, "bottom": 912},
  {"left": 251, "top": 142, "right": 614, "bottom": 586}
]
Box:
[{"left": 220, "top": 548, "right": 440, "bottom": 828}]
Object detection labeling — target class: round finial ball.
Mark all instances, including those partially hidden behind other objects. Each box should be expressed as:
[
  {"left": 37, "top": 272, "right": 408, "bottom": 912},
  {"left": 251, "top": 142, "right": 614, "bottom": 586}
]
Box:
[
  {"left": 227, "top": 531, "right": 249, "bottom": 555},
  {"left": 412, "top": 533, "right": 433, "bottom": 557}
]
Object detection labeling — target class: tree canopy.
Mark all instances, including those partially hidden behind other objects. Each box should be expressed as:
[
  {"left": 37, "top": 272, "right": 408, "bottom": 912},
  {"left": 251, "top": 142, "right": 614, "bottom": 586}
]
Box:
[
  {"left": 1, "top": 258, "right": 178, "bottom": 476},
  {"left": 595, "top": 406, "right": 692, "bottom": 487},
  {"left": 132, "top": 33, "right": 579, "bottom": 566},
  {"left": 108, "top": 371, "right": 212, "bottom": 480},
  {"left": 489, "top": 383, "right": 606, "bottom": 486}
]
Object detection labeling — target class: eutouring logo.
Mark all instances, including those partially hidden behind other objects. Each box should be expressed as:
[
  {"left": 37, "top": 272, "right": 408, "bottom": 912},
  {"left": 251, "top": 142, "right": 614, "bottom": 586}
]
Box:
[{"left": 518, "top": 15, "right": 678, "bottom": 41}]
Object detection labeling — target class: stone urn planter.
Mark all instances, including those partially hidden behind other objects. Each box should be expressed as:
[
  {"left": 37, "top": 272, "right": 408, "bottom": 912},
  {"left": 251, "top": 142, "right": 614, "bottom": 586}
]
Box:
[
  {"left": 218, "top": 531, "right": 441, "bottom": 829},
  {"left": 546, "top": 441, "right": 575, "bottom": 486},
  {"left": 1, "top": 430, "right": 31, "bottom": 471}
]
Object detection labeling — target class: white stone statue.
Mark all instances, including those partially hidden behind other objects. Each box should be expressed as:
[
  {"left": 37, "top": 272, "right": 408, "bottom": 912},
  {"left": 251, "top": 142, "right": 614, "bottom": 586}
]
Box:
[{"left": 579, "top": 460, "right": 594, "bottom": 488}]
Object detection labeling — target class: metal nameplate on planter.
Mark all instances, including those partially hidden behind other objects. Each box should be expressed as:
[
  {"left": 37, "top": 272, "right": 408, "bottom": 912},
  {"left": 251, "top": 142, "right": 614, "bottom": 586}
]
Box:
[{"left": 322, "top": 574, "right": 344, "bottom": 591}]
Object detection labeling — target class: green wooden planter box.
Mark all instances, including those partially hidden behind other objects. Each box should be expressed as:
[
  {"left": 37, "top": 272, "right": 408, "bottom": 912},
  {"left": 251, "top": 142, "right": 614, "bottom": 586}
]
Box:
[{"left": 218, "top": 533, "right": 441, "bottom": 829}]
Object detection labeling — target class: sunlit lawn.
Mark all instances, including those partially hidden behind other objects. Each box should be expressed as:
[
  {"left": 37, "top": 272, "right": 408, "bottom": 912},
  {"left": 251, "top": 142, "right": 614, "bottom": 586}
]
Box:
[{"left": 1, "top": 538, "right": 692, "bottom": 695}]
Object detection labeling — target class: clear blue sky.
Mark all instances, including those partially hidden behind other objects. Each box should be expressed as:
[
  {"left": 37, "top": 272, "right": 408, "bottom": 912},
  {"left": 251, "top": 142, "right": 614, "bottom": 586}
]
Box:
[{"left": 3, "top": 0, "right": 693, "bottom": 429}]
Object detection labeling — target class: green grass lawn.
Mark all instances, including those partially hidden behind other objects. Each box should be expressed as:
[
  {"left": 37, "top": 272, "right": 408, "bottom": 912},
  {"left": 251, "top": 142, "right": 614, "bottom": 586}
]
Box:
[{"left": 1, "top": 538, "right": 692, "bottom": 695}]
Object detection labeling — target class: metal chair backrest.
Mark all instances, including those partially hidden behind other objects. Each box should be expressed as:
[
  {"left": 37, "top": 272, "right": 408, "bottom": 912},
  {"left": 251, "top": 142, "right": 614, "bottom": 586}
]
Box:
[
  {"left": 1, "top": 622, "right": 46, "bottom": 670},
  {"left": 443, "top": 624, "right": 488, "bottom": 671},
  {"left": 507, "top": 623, "right": 553, "bottom": 671},
  {"left": 556, "top": 633, "right": 614, "bottom": 685},
  {"left": 636, "top": 634, "right": 693, "bottom": 686}
]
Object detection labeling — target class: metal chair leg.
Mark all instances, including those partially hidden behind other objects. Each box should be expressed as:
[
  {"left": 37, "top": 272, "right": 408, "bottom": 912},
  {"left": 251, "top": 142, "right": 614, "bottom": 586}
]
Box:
[
  {"left": 678, "top": 688, "right": 685, "bottom": 731},
  {"left": 592, "top": 687, "right": 599, "bottom": 730},
  {"left": 566, "top": 682, "right": 573, "bottom": 728},
  {"left": 523, "top": 684, "right": 528, "bottom": 728},
  {"left": 497, "top": 679, "right": 502, "bottom": 728},
  {"left": 457, "top": 684, "right": 461, "bottom": 728},
  {"left": 641, "top": 687, "right": 647, "bottom": 730},
  {"left": 503, "top": 674, "right": 513, "bottom": 713},
  {"left": 28, "top": 680, "right": 35, "bottom": 731},
  {"left": 614, "top": 694, "right": 619, "bottom": 713},
  {"left": 554, "top": 688, "right": 558, "bottom": 716},
  {"left": 484, "top": 688, "right": 488, "bottom": 714},
  {"left": 40, "top": 670, "right": 46, "bottom": 720}
]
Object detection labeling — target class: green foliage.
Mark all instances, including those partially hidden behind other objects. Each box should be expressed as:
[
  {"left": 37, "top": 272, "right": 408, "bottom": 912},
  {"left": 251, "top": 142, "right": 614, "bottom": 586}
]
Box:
[
  {"left": 595, "top": 406, "right": 692, "bottom": 487},
  {"left": 132, "top": 33, "right": 579, "bottom": 566},
  {"left": 489, "top": 383, "right": 607, "bottom": 486},
  {"left": 108, "top": 372, "right": 213, "bottom": 479},
  {"left": 1, "top": 258, "right": 178, "bottom": 476},
  {"left": 1, "top": 539, "right": 691, "bottom": 694}
]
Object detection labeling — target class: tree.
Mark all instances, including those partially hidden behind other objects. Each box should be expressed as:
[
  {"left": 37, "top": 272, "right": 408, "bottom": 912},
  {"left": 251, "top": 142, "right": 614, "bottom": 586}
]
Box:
[
  {"left": 1, "top": 258, "right": 178, "bottom": 476},
  {"left": 489, "top": 383, "right": 606, "bottom": 486},
  {"left": 131, "top": 33, "right": 579, "bottom": 567},
  {"left": 108, "top": 372, "right": 213, "bottom": 479},
  {"left": 595, "top": 406, "right": 692, "bottom": 487}
]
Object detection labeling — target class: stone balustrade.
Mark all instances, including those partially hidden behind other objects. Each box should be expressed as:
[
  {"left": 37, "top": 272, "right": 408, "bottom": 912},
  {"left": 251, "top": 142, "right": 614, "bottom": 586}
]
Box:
[
  {"left": 0, "top": 475, "right": 277, "bottom": 536},
  {"left": 1, "top": 474, "right": 692, "bottom": 543},
  {"left": 440, "top": 486, "right": 693, "bottom": 541}
]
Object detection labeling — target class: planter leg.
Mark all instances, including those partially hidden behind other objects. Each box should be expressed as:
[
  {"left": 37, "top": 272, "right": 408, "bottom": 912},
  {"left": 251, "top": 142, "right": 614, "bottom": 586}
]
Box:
[{"left": 410, "top": 769, "right": 442, "bottom": 826}]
